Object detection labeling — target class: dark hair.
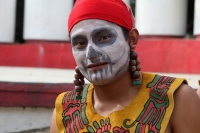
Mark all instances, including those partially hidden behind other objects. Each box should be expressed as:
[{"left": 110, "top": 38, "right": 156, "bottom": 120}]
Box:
[{"left": 121, "top": 27, "right": 129, "bottom": 41}]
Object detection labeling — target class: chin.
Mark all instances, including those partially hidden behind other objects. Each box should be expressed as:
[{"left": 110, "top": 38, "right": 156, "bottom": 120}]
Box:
[
  {"left": 85, "top": 66, "right": 128, "bottom": 86},
  {"left": 88, "top": 76, "right": 116, "bottom": 86},
  {"left": 91, "top": 81, "right": 113, "bottom": 86}
]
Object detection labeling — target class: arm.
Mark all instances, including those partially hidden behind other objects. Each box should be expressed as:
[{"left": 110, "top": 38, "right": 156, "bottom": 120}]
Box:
[
  {"left": 197, "top": 88, "right": 200, "bottom": 98},
  {"left": 170, "top": 84, "right": 200, "bottom": 133},
  {"left": 197, "top": 81, "right": 200, "bottom": 98},
  {"left": 50, "top": 108, "right": 58, "bottom": 133}
]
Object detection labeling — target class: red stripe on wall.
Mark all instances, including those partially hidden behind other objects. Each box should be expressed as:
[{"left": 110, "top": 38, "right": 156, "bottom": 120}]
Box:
[
  {"left": 0, "top": 43, "right": 76, "bottom": 68},
  {"left": 0, "top": 39, "right": 200, "bottom": 73},
  {"left": 136, "top": 39, "right": 200, "bottom": 74},
  {"left": 0, "top": 82, "right": 74, "bottom": 107}
]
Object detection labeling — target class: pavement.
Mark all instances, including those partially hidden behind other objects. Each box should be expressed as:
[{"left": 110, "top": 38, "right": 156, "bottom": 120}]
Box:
[
  {"left": 0, "top": 66, "right": 199, "bottom": 89},
  {"left": 14, "top": 128, "right": 50, "bottom": 133}
]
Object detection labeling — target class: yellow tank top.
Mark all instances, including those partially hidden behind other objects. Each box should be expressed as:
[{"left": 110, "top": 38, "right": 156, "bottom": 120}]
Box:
[{"left": 55, "top": 72, "right": 186, "bottom": 133}]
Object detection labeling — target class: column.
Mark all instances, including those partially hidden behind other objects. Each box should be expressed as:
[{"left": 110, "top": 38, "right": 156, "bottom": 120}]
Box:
[
  {"left": 23, "top": 0, "right": 74, "bottom": 42},
  {"left": 135, "top": 0, "right": 188, "bottom": 38},
  {"left": 0, "top": 0, "right": 16, "bottom": 43},
  {"left": 194, "top": 0, "right": 200, "bottom": 38}
]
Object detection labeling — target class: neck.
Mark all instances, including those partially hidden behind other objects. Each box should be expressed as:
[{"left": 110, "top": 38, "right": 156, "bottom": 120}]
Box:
[{"left": 93, "top": 70, "right": 141, "bottom": 103}]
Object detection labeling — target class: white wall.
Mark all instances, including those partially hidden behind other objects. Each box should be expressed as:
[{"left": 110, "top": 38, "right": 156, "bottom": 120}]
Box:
[
  {"left": 194, "top": 0, "right": 200, "bottom": 35},
  {"left": 123, "top": 0, "right": 131, "bottom": 5},
  {"left": 0, "top": 0, "right": 16, "bottom": 43},
  {"left": 135, "top": 0, "right": 188, "bottom": 36},
  {"left": 23, "top": 0, "right": 74, "bottom": 41},
  {"left": 0, "top": 66, "right": 199, "bottom": 89}
]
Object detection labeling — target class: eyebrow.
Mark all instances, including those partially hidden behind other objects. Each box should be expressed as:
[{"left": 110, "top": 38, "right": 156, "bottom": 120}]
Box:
[
  {"left": 71, "top": 27, "right": 115, "bottom": 41},
  {"left": 71, "top": 35, "right": 87, "bottom": 42},
  {"left": 91, "top": 27, "right": 114, "bottom": 36}
]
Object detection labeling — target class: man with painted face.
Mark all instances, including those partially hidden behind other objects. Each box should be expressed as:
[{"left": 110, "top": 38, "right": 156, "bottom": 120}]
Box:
[{"left": 50, "top": 0, "right": 200, "bottom": 133}]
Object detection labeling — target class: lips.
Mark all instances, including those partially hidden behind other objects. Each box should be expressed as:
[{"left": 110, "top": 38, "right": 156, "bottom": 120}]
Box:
[{"left": 87, "top": 62, "right": 108, "bottom": 68}]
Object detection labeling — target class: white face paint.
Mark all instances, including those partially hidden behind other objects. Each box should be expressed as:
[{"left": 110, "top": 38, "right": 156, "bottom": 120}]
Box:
[{"left": 70, "top": 19, "right": 130, "bottom": 85}]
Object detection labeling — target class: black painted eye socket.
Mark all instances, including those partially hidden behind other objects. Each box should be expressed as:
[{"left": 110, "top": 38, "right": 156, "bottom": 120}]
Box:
[
  {"left": 73, "top": 41, "right": 87, "bottom": 49},
  {"left": 71, "top": 35, "right": 88, "bottom": 50},
  {"left": 93, "top": 32, "right": 117, "bottom": 47},
  {"left": 97, "top": 35, "right": 111, "bottom": 43}
]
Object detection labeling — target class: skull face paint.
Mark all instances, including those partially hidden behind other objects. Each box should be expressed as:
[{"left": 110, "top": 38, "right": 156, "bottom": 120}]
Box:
[{"left": 70, "top": 19, "right": 130, "bottom": 85}]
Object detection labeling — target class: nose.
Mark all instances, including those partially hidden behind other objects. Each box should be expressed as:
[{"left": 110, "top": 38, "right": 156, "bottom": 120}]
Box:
[{"left": 86, "top": 46, "right": 103, "bottom": 61}]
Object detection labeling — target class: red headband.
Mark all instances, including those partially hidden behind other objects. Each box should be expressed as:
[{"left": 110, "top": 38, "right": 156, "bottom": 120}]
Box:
[{"left": 68, "top": 0, "right": 135, "bottom": 33}]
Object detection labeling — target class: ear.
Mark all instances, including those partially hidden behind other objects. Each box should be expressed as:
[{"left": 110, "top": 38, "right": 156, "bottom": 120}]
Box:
[{"left": 128, "top": 28, "right": 139, "bottom": 50}]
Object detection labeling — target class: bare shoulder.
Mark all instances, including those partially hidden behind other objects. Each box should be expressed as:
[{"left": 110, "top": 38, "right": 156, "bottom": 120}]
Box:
[
  {"left": 50, "top": 108, "right": 58, "bottom": 133},
  {"left": 170, "top": 83, "right": 200, "bottom": 133},
  {"left": 197, "top": 80, "right": 200, "bottom": 97},
  {"left": 197, "top": 87, "right": 200, "bottom": 98}
]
